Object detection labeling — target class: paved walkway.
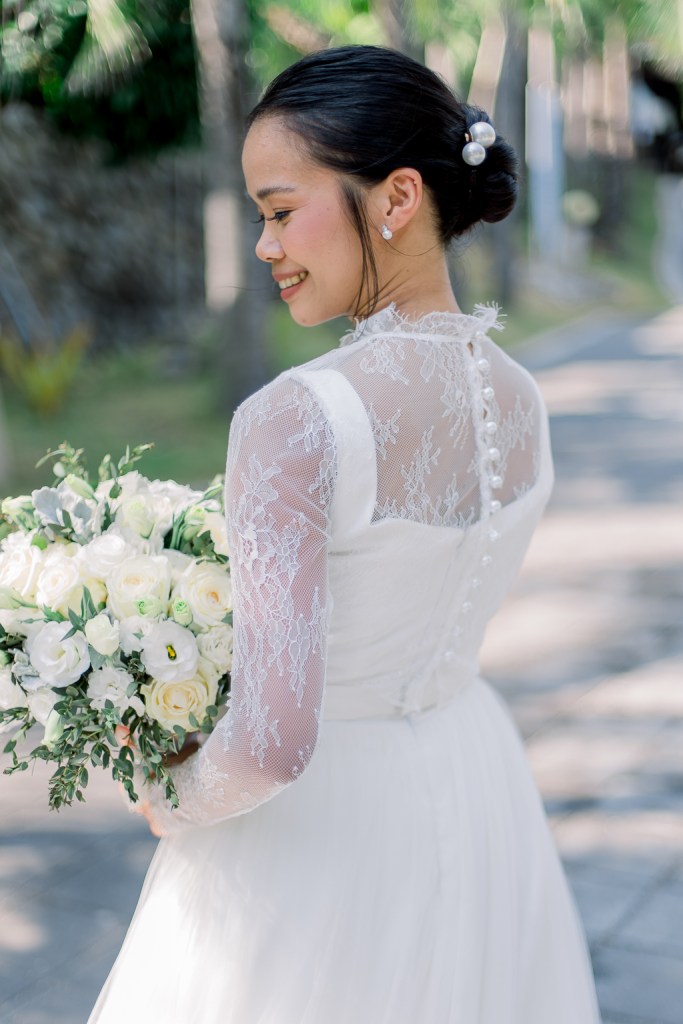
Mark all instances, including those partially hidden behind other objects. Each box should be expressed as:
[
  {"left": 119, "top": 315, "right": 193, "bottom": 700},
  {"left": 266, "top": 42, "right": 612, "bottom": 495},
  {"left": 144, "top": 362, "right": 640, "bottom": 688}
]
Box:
[{"left": 1, "top": 303, "right": 682, "bottom": 1024}]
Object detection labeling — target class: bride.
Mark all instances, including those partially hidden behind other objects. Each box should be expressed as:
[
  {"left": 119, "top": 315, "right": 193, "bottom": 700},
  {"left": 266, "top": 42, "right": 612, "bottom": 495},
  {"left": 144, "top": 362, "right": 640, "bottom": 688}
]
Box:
[{"left": 89, "top": 44, "right": 602, "bottom": 1023}]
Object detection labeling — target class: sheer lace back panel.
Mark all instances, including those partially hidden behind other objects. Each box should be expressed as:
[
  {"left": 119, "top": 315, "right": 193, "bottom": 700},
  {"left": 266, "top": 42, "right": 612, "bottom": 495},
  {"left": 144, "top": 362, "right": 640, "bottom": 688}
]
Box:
[
  {"left": 142, "top": 304, "right": 553, "bottom": 834},
  {"left": 336, "top": 305, "right": 545, "bottom": 527}
]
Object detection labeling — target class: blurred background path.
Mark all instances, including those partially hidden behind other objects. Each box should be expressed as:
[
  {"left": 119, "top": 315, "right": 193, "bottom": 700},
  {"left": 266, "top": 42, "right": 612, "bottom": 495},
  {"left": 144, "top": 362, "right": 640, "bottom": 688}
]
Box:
[{"left": 0, "top": 299, "right": 681, "bottom": 1024}]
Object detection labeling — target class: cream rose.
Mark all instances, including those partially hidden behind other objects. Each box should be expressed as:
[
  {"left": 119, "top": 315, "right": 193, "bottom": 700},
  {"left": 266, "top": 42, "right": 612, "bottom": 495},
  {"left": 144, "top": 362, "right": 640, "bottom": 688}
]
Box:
[
  {"left": 197, "top": 624, "right": 233, "bottom": 674},
  {"left": 203, "top": 511, "right": 229, "bottom": 556},
  {"left": 0, "top": 533, "right": 44, "bottom": 601},
  {"left": 27, "top": 621, "right": 90, "bottom": 687},
  {"left": 84, "top": 613, "right": 120, "bottom": 656},
  {"left": 141, "top": 668, "right": 217, "bottom": 732},
  {"left": 87, "top": 666, "right": 144, "bottom": 716},
  {"left": 139, "top": 621, "right": 199, "bottom": 684},
  {"left": 175, "top": 562, "right": 232, "bottom": 629},
  {"left": 107, "top": 555, "right": 171, "bottom": 620}
]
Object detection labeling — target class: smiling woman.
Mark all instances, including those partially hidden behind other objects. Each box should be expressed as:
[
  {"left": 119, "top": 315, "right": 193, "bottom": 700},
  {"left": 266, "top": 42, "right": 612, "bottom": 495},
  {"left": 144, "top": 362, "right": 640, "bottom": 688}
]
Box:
[{"left": 88, "top": 44, "right": 602, "bottom": 1024}]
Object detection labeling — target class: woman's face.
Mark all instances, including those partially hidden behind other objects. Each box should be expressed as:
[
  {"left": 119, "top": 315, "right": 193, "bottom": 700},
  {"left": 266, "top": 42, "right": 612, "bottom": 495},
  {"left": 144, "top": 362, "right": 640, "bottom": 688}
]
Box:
[{"left": 242, "top": 117, "right": 369, "bottom": 326}]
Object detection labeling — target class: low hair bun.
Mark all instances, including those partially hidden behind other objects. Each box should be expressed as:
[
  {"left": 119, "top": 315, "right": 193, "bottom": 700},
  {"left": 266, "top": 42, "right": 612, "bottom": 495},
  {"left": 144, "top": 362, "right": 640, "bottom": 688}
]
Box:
[{"left": 449, "top": 104, "right": 519, "bottom": 237}]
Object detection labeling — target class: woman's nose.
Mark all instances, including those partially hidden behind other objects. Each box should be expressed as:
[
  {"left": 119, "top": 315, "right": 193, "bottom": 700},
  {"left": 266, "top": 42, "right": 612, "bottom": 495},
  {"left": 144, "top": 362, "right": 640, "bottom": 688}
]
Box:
[{"left": 255, "top": 223, "right": 284, "bottom": 263}]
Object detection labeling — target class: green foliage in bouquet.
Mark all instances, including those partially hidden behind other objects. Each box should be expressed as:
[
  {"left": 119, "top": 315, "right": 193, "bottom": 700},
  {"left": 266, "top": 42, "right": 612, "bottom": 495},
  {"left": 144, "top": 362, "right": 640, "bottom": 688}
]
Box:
[{"left": 0, "top": 441, "right": 233, "bottom": 810}]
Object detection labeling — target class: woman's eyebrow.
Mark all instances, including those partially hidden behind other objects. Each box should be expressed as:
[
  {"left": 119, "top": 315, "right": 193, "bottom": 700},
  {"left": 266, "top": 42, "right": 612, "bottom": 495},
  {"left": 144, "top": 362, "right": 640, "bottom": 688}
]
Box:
[{"left": 252, "top": 184, "right": 299, "bottom": 201}]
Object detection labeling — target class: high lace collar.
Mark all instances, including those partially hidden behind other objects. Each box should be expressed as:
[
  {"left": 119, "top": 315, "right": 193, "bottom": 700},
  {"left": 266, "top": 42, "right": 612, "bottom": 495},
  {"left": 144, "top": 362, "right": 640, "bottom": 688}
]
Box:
[{"left": 339, "top": 301, "right": 504, "bottom": 348}]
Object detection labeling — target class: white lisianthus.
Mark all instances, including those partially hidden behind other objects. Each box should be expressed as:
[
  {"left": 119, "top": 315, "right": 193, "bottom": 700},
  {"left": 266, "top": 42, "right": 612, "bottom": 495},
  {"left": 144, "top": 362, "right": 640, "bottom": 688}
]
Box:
[
  {"left": 197, "top": 624, "right": 233, "bottom": 673},
  {"left": 0, "top": 532, "right": 44, "bottom": 601},
  {"left": 27, "top": 621, "right": 90, "bottom": 687},
  {"left": 170, "top": 597, "right": 193, "bottom": 627},
  {"left": 0, "top": 586, "right": 22, "bottom": 610},
  {"left": 202, "top": 511, "right": 229, "bottom": 556},
  {"left": 87, "top": 666, "right": 144, "bottom": 716},
  {"left": 1, "top": 495, "right": 34, "bottom": 522},
  {"left": 139, "top": 620, "right": 199, "bottom": 683},
  {"left": 43, "top": 708, "right": 65, "bottom": 750},
  {"left": 116, "top": 493, "right": 157, "bottom": 539},
  {"left": 0, "top": 605, "right": 44, "bottom": 639},
  {"left": 84, "top": 613, "right": 120, "bottom": 656},
  {"left": 119, "top": 615, "right": 155, "bottom": 655},
  {"left": 141, "top": 667, "right": 217, "bottom": 732},
  {"left": 35, "top": 549, "right": 82, "bottom": 614},
  {"left": 27, "top": 686, "right": 59, "bottom": 726},
  {"left": 176, "top": 562, "right": 232, "bottom": 629},
  {"left": 107, "top": 555, "right": 171, "bottom": 620},
  {"left": 135, "top": 596, "right": 164, "bottom": 618}
]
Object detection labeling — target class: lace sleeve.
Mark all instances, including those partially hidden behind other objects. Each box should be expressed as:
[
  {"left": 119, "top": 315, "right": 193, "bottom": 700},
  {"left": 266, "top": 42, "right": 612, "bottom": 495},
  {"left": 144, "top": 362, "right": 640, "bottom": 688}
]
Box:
[{"left": 139, "top": 374, "right": 337, "bottom": 835}]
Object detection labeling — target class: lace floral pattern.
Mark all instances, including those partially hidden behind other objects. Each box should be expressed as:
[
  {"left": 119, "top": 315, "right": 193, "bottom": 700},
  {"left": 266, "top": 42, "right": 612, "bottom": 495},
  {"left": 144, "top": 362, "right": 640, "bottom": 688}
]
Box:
[{"left": 139, "top": 303, "right": 549, "bottom": 835}]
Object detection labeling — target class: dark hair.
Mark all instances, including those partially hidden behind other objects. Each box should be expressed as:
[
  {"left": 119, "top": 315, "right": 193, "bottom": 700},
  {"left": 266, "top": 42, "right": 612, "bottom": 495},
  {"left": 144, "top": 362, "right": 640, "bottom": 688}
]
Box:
[{"left": 246, "top": 45, "right": 519, "bottom": 317}]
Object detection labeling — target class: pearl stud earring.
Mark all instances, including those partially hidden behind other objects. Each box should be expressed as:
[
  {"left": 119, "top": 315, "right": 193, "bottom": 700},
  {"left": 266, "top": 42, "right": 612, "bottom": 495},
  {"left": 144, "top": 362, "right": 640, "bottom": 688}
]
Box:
[{"left": 381, "top": 224, "right": 393, "bottom": 240}]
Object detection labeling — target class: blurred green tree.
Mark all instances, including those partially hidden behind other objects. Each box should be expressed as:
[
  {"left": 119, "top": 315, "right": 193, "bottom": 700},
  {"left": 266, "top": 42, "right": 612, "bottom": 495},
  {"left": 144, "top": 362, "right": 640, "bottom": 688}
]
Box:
[{"left": 0, "top": 0, "right": 200, "bottom": 160}]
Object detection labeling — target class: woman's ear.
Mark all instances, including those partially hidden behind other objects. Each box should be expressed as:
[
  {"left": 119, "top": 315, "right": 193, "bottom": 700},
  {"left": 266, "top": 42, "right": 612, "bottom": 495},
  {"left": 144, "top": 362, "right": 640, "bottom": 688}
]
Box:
[{"left": 371, "top": 167, "right": 423, "bottom": 235}]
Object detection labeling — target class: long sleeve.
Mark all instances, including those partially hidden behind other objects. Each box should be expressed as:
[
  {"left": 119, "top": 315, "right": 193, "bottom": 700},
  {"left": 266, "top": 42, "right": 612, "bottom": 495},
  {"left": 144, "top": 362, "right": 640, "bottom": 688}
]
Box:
[{"left": 140, "top": 374, "right": 337, "bottom": 835}]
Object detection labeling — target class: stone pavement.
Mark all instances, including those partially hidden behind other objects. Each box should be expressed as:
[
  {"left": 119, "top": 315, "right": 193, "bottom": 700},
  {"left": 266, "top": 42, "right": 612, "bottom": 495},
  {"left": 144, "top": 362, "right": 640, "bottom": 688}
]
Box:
[{"left": 1, "top": 303, "right": 682, "bottom": 1024}]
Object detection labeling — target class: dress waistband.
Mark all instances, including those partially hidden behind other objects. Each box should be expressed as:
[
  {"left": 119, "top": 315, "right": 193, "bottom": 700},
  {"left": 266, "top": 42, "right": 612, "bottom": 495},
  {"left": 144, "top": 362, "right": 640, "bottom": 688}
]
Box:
[{"left": 322, "top": 668, "right": 479, "bottom": 722}]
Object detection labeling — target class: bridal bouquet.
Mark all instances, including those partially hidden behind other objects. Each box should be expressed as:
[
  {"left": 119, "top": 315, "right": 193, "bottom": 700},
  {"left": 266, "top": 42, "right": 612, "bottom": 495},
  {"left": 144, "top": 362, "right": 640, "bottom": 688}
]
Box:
[{"left": 0, "top": 443, "right": 232, "bottom": 810}]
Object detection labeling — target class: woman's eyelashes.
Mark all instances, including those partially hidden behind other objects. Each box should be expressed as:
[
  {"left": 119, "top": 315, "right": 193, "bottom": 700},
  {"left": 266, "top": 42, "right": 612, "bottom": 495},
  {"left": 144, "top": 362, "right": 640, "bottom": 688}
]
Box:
[{"left": 251, "top": 210, "right": 292, "bottom": 225}]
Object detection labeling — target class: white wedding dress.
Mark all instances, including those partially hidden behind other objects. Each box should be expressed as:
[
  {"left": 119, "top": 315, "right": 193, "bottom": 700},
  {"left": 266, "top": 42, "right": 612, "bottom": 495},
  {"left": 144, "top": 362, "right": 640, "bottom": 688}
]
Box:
[{"left": 89, "top": 304, "right": 602, "bottom": 1024}]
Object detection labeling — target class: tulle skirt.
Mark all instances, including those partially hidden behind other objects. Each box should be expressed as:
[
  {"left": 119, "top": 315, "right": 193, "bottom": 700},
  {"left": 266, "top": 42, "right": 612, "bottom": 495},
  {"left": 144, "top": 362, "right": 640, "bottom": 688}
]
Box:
[{"left": 88, "top": 678, "right": 601, "bottom": 1024}]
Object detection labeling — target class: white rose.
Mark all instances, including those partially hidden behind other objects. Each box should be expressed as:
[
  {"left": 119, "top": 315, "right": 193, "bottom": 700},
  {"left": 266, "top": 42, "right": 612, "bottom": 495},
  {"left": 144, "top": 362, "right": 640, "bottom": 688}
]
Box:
[
  {"left": 27, "top": 686, "right": 59, "bottom": 726},
  {"left": 0, "top": 533, "right": 44, "bottom": 600},
  {"left": 35, "top": 549, "right": 82, "bottom": 614},
  {"left": 84, "top": 613, "right": 120, "bottom": 656},
  {"left": 0, "top": 667, "right": 27, "bottom": 711},
  {"left": 119, "top": 615, "right": 155, "bottom": 655},
  {"left": 164, "top": 549, "right": 193, "bottom": 586},
  {"left": 87, "top": 666, "right": 144, "bottom": 716},
  {"left": 197, "top": 624, "right": 233, "bottom": 673},
  {"left": 71, "top": 572, "right": 108, "bottom": 613},
  {"left": 107, "top": 555, "right": 171, "bottom": 620},
  {"left": 27, "top": 621, "right": 90, "bottom": 687},
  {"left": 203, "top": 511, "right": 229, "bottom": 556},
  {"left": 141, "top": 668, "right": 217, "bottom": 732},
  {"left": 176, "top": 562, "right": 232, "bottom": 629},
  {"left": 139, "top": 621, "right": 199, "bottom": 684},
  {"left": 79, "top": 531, "right": 136, "bottom": 580}
]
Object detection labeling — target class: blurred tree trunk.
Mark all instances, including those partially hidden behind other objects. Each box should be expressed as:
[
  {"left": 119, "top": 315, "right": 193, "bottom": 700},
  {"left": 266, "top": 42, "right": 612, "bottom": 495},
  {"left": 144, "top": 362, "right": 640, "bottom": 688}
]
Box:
[
  {"left": 190, "top": 0, "right": 269, "bottom": 417},
  {"left": 491, "top": 3, "right": 527, "bottom": 311},
  {"left": 375, "top": 0, "right": 423, "bottom": 62}
]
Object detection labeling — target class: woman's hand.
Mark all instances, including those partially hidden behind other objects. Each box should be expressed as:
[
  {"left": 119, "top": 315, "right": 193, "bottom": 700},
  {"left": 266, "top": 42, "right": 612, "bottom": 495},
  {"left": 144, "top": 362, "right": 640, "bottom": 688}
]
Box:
[{"left": 114, "top": 726, "right": 200, "bottom": 836}]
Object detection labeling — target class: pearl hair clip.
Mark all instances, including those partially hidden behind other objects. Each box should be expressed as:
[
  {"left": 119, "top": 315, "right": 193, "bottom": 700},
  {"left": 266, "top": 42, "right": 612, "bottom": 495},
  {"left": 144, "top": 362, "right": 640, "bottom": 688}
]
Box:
[{"left": 462, "top": 121, "right": 496, "bottom": 167}]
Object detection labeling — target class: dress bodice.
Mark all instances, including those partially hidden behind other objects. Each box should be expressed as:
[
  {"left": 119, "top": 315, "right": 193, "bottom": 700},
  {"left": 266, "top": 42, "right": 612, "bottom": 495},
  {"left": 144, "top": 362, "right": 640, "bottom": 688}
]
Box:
[{"left": 141, "top": 303, "right": 554, "bottom": 833}]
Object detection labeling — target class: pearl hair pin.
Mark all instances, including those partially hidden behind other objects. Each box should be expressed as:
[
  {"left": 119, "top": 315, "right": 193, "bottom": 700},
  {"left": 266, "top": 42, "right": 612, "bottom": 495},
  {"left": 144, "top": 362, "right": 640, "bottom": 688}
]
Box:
[
  {"left": 462, "top": 121, "right": 496, "bottom": 167},
  {"left": 381, "top": 224, "right": 393, "bottom": 240}
]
